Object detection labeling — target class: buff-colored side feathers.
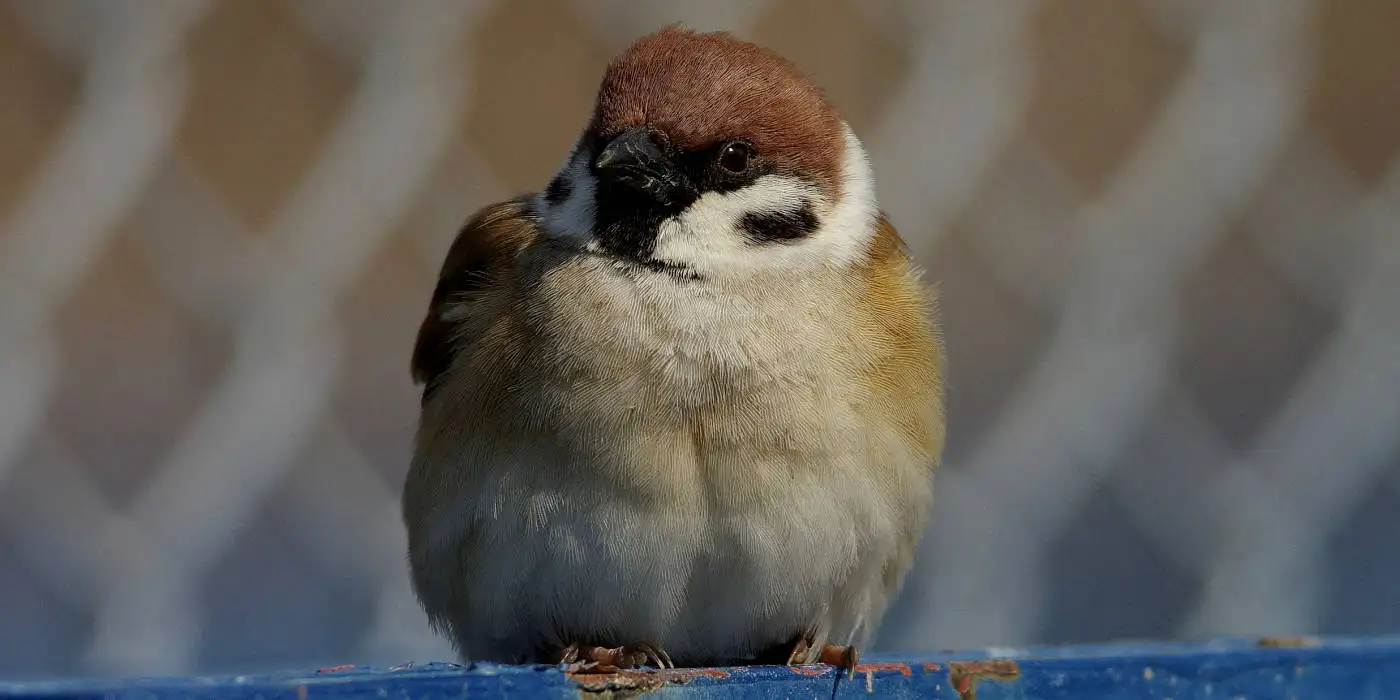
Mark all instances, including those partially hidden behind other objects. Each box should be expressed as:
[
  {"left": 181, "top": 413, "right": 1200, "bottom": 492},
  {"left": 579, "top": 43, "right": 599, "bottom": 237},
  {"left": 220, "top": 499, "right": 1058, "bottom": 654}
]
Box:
[{"left": 855, "top": 215, "right": 946, "bottom": 464}]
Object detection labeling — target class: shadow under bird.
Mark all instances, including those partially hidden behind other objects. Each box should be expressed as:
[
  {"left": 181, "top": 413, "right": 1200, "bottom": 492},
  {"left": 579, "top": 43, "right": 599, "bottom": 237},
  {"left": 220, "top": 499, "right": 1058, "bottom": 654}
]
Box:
[{"left": 403, "top": 25, "right": 945, "bottom": 675}]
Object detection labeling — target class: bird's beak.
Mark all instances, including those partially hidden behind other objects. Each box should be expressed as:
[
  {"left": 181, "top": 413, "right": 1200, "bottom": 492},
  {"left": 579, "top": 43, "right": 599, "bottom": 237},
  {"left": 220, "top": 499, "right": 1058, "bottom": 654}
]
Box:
[{"left": 593, "top": 127, "right": 691, "bottom": 206}]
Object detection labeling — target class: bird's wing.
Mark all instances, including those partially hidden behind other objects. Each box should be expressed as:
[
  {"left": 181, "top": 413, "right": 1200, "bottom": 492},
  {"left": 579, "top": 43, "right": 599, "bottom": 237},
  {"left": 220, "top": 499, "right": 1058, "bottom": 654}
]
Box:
[
  {"left": 859, "top": 212, "right": 945, "bottom": 462},
  {"left": 854, "top": 214, "right": 947, "bottom": 641},
  {"left": 411, "top": 195, "right": 539, "bottom": 404},
  {"left": 404, "top": 196, "right": 541, "bottom": 659}
]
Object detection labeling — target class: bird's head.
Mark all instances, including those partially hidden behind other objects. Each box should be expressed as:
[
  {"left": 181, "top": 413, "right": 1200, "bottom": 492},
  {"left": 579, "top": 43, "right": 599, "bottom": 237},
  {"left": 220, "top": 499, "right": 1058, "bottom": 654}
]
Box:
[{"left": 535, "top": 25, "right": 878, "bottom": 282}]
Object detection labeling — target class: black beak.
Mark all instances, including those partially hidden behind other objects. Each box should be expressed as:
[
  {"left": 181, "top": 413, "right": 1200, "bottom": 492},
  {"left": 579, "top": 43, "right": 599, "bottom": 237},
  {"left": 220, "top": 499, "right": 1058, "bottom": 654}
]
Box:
[{"left": 593, "top": 127, "right": 692, "bottom": 206}]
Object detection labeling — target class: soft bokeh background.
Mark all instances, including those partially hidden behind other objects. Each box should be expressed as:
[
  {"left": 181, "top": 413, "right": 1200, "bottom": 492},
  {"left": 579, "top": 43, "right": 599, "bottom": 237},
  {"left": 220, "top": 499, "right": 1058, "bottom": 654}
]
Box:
[{"left": 1, "top": 0, "right": 1397, "bottom": 681}]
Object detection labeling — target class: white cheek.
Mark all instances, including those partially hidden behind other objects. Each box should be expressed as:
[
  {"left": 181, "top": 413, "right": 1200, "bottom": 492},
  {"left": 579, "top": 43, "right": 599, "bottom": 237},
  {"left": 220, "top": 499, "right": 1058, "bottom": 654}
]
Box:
[
  {"left": 652, "top": 124, "right": 873, "bottom": 277},
  {"left": 651, "top": 175, "right": 822, "bottom": 270},
  {"left": 536, "top": 122, "right": 880, "bottom": 276},
  {"left": 653, "top": 123, "right": 879, "bottom": 276}
]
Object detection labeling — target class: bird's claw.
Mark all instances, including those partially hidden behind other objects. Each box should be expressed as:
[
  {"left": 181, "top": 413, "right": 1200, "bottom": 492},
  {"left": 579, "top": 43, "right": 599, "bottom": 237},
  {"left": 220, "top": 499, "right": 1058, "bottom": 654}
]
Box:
[{"left": 558, "top": 642, "right": 674, "bottom": 673}]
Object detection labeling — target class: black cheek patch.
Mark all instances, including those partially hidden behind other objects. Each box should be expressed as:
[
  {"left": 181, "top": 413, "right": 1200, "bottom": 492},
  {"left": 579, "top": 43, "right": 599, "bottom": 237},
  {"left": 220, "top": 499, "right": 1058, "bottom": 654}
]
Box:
[
  {"left": 739, "top": 202, "right": 819, "bottom": 244},
  {"left": 543, "top": 174, "right": 572, "bottom": 205}
]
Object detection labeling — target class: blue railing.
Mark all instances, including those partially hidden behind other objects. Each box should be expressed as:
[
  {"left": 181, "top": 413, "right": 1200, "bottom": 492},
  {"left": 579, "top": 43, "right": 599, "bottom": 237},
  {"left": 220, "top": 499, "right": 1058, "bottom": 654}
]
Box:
[{"left": 5, "top": 636, "right": 1400, "bottom": 699}]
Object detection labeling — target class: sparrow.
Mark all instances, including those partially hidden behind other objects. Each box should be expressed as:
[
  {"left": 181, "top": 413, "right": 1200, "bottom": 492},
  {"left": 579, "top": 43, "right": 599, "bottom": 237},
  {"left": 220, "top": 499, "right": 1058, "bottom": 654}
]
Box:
[{"left": 402, "top": 25, "right": 944, "bottom": 674}]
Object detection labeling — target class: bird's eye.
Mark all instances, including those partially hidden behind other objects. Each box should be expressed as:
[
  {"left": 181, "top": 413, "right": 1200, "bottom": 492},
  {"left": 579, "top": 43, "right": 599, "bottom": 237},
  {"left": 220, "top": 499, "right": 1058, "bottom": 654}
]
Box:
[{"left": 717, "top": 141, "right": 753, "bottom": 174}]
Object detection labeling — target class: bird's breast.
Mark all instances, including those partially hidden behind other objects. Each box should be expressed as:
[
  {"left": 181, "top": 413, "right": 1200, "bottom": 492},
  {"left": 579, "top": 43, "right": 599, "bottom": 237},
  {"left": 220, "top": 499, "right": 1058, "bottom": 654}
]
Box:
[{"left": 423, "top": 400, "right": 912, "bottom": 663}]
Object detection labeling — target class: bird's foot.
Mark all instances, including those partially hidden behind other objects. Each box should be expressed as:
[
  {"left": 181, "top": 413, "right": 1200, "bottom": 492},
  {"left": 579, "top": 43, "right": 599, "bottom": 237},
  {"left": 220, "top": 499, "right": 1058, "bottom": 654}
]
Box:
[
  {"left": 786, "top": 638, "right": 860, "bottom": 677},
  {"left": 558, "top": 642, "right": 673, "bottom": 673}
]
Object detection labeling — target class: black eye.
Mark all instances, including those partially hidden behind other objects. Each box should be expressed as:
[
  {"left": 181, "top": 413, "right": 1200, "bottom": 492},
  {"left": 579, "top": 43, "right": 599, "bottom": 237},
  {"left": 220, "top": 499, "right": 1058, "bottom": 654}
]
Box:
[{"left": 717, "top": 141, "right": 752, "bottom": 174}]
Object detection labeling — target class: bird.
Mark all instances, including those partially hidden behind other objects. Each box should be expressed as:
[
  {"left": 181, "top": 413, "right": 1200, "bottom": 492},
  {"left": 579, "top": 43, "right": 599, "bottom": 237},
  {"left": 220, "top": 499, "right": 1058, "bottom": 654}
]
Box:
[{"left": 402, "top": 25, "right": 944, "bottom": 675}]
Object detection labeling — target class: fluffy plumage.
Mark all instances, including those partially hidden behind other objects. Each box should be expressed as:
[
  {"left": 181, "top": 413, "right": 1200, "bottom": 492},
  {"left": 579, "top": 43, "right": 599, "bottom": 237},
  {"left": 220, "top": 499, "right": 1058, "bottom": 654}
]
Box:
[{"left": 403, "top": 25, "right": 944, "bottom": 671}]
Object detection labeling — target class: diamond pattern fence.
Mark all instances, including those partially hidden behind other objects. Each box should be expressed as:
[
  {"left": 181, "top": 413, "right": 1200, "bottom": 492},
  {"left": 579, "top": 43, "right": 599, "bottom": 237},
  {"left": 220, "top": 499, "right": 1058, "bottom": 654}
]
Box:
[{"left": 0, "top": 0, "right": 1396, "bottom": 681}]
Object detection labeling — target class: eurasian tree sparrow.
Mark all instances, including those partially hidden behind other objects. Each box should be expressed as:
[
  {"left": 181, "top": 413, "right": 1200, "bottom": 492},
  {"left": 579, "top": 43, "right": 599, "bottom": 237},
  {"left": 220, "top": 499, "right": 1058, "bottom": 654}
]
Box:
[{"left": 403, "top": 25, "right": 945, "bottom": 673}]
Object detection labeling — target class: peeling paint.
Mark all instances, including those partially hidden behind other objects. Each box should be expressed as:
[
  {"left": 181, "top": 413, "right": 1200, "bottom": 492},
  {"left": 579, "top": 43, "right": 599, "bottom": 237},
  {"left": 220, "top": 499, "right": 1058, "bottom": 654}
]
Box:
[
  {"left": 569, "top": 667, "right": 730, "bottom": 696},
  {"left": 1257, "top": 636, "right": 1320, "bottom": 648},
  {"left": 947, "top": 659, "right": 1021, "bottom": 700},
  {"left": 853, "top": 663, "right": 912, "bottom": 676}
]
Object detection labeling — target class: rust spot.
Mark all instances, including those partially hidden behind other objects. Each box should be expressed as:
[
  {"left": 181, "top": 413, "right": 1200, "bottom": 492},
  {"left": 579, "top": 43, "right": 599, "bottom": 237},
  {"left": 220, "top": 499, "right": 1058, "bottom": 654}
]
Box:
[
  {"left": 570, "top": 667, "right": 729, "bottom": 695},
  {"left": 1258, "top": 635, "right": 1319, "bottom": 648},
  {"left": 680, "top": 669, "right": 729, "bottom": 679},
  {"left": 314, "top": 665, "right": 355, "bottom": 673},
  {"left": 923, "top": 663, "right": 943, "bottom": 673},
  {"left": 948, "top": 659, "right": 1021, "bottom": 700},
  {"left": 853, "top": 662, "right": 912, "bottom": 676},
  {"left": 787, "top": 665, "right": 831, "bottom": 677},
  {"left": 295, "top": 685, "right": 308, "bottom": 700}
]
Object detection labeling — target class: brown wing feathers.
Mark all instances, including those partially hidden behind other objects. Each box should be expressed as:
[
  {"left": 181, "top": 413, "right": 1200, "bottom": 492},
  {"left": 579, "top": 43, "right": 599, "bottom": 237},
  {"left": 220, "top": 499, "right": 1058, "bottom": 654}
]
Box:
[{"left": 411, "top": 196, "right": 537, "bottom": 402}]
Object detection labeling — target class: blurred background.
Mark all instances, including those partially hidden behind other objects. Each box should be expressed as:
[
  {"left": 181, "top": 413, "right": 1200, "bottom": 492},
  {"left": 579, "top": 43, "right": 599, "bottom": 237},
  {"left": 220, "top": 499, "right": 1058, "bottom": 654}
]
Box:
[{"left": 0, "top": 0, "right": 1397, "bottom": 681}]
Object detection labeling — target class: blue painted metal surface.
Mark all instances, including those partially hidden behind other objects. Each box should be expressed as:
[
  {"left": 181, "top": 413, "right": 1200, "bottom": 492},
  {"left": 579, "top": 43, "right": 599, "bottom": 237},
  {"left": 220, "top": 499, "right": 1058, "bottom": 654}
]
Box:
[{"left": 5, "top": 636, "right": 1400, "bottom": 699}]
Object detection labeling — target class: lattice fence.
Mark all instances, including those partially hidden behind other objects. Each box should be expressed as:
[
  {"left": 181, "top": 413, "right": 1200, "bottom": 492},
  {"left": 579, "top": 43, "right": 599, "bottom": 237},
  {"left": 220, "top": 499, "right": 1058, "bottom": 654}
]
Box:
[{"left": 0, "top": 0, "right": 1396, "bottom": 681}]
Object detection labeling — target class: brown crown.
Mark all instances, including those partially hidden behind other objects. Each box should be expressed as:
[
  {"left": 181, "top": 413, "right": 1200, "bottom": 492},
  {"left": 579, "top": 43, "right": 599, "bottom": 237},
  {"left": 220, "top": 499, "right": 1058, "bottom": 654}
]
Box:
[{"left": 590, "top": 25, "right": 845, "bottom": 200}]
